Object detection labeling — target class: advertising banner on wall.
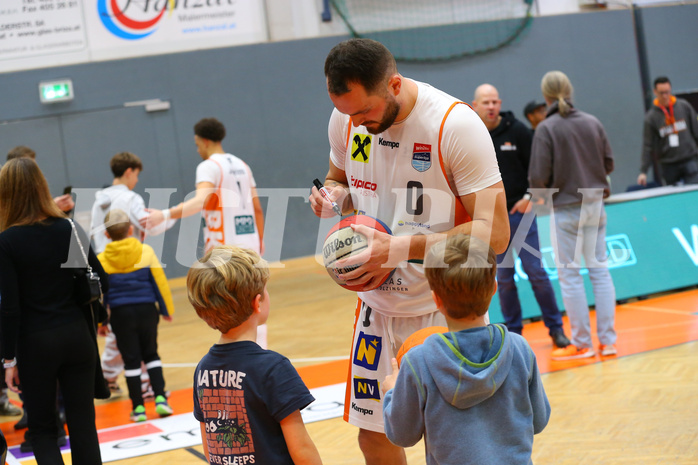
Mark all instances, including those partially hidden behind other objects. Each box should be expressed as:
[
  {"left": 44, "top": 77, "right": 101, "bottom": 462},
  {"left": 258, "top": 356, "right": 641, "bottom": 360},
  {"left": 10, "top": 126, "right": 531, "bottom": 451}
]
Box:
[
  {"left": 84, "top": 0, "right": 268, "bottom": 61},
  {"left": 0, "top": 0, "right": 267, "bottom": 73},
  {"left": 0, "top": 0, "right": 87, "bottom": 62}
]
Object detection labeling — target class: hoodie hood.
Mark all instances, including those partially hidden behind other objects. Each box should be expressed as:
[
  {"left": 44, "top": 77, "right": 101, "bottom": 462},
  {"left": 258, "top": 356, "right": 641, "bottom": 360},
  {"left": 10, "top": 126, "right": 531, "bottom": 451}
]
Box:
[
  {"left": 100, "top": 237, "right": 144, "bottom": 272},
  {"left": 489, "top": 110, "right": 517, "bottom": 138},
  {"left": 420, "top": 324, "right": 513, "bottom": 409}
]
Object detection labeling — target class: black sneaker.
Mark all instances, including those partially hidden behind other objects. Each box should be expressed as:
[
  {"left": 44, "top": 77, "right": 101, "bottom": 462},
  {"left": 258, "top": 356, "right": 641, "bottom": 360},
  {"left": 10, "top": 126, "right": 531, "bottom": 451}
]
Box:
[
  {"left": 551, "top": 329, "right": 571, "bottom": 349},
  {"left": 14, "top": 410, "right": 28, "bottom": 430}
]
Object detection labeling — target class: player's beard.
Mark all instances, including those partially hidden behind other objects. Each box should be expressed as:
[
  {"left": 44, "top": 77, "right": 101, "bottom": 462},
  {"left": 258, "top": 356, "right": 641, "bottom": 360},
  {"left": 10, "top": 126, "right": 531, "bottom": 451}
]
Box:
[{"left": 365, "top": 95, "right": 400, "bottom": 135}]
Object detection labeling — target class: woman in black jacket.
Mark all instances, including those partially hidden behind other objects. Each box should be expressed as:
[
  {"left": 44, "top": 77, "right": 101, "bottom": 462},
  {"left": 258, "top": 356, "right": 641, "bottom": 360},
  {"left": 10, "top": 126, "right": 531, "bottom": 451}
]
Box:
[{"left": 0, "top": 157, "right": 108, "bottom": 464}]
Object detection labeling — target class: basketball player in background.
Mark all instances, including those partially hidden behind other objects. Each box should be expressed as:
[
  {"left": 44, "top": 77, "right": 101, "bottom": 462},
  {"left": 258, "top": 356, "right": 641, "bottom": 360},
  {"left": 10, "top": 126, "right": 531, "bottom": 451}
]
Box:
[
  {"left": 309, "top": 38, "right": 509, "bottom": 465},
  {"left": 144, "top": 118, "right": 267, "bottom": 346}
]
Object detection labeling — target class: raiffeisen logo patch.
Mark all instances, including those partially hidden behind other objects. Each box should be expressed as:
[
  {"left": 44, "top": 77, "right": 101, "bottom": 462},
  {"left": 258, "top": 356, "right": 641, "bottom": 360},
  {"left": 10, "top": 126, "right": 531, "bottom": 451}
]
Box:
[{"left": 98, "top": 0, "right": 170, "bottom": 40}]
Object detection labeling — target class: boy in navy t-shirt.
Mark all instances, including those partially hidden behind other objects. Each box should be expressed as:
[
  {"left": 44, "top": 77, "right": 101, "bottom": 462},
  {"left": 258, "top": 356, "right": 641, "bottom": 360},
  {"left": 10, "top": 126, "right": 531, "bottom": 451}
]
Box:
[{"left": 187, "top": 246, "right": 322, "bottom": 465}]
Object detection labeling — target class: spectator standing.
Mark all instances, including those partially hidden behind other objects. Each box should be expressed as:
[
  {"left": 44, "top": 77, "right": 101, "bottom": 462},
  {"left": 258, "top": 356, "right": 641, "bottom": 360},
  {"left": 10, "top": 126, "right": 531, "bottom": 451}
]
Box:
[
  {"left": 0, "top": 158, "right": 106, "bottom": 464},
  {"left": 97, "top": 209, "right": 174, "bottom": 422},
  {"left": 529, "top": 71, "right": 617, "bottom": 361},
  {"left": 472, "top": 84, "right": 570, "bottom": 349},
  {"left": 90, "top": 151, "right": 175, "bottom": 398},
  {"left": 637, "top": 76, "right": 698, "bottom": 187},
  {"left": 523, "top": 101, "right": 547, "bottom": 130}
]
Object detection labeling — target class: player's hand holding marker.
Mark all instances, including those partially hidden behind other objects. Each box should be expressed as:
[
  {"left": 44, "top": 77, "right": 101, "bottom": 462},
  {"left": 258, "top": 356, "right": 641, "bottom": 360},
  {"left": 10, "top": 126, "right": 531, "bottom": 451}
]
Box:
[{"left": 309, "top": 179, "right": 349, "bottom": 218}]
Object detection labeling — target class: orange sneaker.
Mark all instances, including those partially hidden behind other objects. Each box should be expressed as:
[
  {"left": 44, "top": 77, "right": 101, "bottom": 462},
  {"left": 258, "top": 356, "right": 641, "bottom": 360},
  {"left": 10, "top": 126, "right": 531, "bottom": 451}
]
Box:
[
  {"left": 551, "top": 345, "right": 595, "bottom": 361},
  {"left": 599, "top": 344, "right": 617, "bottom": 356}
]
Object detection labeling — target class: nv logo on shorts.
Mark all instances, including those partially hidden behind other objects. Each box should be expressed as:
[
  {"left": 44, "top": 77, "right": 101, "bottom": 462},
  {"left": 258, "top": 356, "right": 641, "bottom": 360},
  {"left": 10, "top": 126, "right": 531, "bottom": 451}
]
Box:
[
  {"left": 353, "top": 377, "right": 381, "bottom": 401},
  {"left": 351, "top": 134, "right": 372, "bottom": 163},
  {"left": 353, "top": 332, "right": 382, "bottom": 370}
]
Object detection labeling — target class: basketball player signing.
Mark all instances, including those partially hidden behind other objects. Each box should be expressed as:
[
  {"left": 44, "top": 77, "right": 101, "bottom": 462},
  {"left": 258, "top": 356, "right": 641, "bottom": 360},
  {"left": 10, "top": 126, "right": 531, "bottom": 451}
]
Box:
[{"left": 322, "top": 215, "right": 395, "bottom": 292}]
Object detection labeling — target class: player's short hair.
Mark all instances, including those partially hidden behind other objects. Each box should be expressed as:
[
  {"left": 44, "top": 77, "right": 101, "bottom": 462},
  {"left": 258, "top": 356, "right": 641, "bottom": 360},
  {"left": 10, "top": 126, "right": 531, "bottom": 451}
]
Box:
[
  {"left": 7, "top": 145, "right": 36, "bottom": 161},
  {"left": 110, "top": 152, "right": 143, "bottom": 178},
  {"left": 104, "top": 209, "right": 131, "bottom": 241},
  {"left": 653, "top": 76, "right": 671, "bottom": 88},
  {"left": 194, "top": 118, "right": 226, "bottom": 142},
  {"left": 424, "top": 234, "right": 496, "bottom": 319},
  {"left": 187, "top": 246, "right": 270, "bottom": 333},
  {"left": 324, "top": 38, "right": 398, "bottom": 96}
]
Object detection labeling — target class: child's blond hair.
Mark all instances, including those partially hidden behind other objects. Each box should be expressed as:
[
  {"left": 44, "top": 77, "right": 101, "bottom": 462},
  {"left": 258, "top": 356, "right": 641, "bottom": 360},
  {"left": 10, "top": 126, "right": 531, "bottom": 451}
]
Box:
[
  {"left": 104, "top": 209, "right": 131, "bottom": 240},
  {"left": 187, "top": 246, "right": 270, "bottom": 332},
  {"left": 424, "top": 234, "right": 497, "bottom": 319}
]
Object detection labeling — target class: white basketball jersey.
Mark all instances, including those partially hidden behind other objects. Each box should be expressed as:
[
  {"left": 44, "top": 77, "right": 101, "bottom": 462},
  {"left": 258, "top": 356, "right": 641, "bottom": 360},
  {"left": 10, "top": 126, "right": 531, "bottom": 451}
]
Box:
[
  {"left": 196, "top": 153, "right": 260, "bottom": 253},
  {"left": 329, "top": 81, "right": 501, "bottom": 317}
]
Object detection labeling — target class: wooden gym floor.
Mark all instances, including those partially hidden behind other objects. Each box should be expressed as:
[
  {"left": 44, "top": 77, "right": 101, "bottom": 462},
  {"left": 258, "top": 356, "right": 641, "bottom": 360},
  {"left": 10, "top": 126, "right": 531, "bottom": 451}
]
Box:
[{"left": 1, "top": 255, "right": 697, "bottom": 464}]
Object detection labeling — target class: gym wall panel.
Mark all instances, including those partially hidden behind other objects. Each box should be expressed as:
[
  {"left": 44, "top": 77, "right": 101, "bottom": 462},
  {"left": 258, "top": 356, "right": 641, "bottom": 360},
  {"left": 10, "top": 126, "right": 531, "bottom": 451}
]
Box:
[{"left": 1, "top": 4, "right": 695, "bottom": 277}]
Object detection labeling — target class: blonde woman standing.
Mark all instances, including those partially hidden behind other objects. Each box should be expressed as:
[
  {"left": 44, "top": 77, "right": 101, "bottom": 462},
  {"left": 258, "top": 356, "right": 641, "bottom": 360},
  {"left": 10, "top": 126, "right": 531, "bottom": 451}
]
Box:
[{"left": 529, "top": 71, "right": 617, "bottom": 361}]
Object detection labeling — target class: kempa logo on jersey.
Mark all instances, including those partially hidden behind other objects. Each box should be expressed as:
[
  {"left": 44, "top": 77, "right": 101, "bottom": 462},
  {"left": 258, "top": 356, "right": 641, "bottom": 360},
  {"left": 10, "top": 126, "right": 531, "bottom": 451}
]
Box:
[
  {"left": 350, "top": 176, "right": 377, "bottom": 191},
  {"left": 412, "top": 143, "right": 431, "bottom": 172},
  {"left": 351, "top": 134, "right": 372, "bottom": 163},
  {"left": 351, "top": 402, "right": 374, "bottom": 416},
  {"left": 378, "top": 138, "right": 399, "bottom": 149}
]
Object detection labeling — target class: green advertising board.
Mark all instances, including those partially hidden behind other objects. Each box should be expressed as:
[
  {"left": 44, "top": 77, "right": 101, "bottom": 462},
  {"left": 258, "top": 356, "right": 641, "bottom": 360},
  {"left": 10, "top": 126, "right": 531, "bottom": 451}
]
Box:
[{"left": 488, "top": 187, "right": 698, "bottom": 323}]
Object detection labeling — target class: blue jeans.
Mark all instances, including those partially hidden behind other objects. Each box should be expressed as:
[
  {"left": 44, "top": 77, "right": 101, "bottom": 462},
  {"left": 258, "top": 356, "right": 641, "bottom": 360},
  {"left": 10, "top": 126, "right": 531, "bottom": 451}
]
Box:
[
  {"left": 551, "top": 200, "right": 617, "bottom": 348},
  {"left": 497, "top": 212, "right": 563, "bottom": 336}
]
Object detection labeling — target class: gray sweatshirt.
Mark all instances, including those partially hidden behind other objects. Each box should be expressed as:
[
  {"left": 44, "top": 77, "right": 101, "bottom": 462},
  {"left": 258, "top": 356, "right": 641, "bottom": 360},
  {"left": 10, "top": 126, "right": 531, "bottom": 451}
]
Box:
[
  {"left": 529, "top": 101, "right": 614, "bottom": 207},
  {"left": 641, "top": 97, "right": 698, "bottom": 173}
]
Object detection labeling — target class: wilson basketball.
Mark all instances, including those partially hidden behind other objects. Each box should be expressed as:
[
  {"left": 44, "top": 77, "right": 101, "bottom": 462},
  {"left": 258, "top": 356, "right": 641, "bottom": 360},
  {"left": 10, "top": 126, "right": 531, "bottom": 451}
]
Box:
[
  {"left": 322, "top": 215, "right": 395, "bottom": 292},
  {"left": 396, "top": 326, "right": 449, "bottom": 367}
]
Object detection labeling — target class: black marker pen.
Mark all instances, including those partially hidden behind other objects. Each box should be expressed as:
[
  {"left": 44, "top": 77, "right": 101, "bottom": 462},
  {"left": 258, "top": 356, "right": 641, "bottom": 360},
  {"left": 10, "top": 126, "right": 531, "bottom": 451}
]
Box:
[{"left": 313, "top": 179, "right": 342, "bottom": 217}]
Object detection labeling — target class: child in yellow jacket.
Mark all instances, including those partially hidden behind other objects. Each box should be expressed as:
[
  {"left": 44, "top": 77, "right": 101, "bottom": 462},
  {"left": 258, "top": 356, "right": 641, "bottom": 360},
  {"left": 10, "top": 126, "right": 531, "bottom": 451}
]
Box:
[{"left": 98, "top": 209, "right": 174, "bottom": 422}]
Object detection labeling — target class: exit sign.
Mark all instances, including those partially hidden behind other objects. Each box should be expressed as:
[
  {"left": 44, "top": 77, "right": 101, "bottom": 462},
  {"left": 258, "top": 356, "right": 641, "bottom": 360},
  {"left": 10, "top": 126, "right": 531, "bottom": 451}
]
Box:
[{"left": 39, "top": 79, "right": 74, "bottom": 104}]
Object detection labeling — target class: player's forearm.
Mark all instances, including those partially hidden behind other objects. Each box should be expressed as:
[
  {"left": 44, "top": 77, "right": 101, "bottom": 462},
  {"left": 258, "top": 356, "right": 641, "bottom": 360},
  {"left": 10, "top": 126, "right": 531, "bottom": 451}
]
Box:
[{"left": 168, "top": 193, "right": 208, "bottom": 219}]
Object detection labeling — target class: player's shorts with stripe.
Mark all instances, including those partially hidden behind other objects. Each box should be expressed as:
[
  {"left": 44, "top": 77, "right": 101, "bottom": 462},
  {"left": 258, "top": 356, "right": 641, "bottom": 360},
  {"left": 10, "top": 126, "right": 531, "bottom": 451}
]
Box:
[{"left": 344, "top": 299, "right": 446, "bottom": 433}]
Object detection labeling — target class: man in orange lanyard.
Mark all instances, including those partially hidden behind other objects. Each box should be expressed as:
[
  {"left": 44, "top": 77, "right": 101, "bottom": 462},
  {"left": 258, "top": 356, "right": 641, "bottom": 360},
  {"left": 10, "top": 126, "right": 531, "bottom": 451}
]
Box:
[{"left": 638, "top": 76, "right": 698, "bottom": 186}]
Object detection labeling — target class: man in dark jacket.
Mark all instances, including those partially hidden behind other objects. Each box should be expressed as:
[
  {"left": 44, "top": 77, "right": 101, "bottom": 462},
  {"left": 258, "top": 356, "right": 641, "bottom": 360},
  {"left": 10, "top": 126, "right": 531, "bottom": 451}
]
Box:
[
  {"left": 473, "top": 84, "right": 569, "bottom": 349},
  {"left": 638, "top": 76, "right": 698, "bottom": 187}
]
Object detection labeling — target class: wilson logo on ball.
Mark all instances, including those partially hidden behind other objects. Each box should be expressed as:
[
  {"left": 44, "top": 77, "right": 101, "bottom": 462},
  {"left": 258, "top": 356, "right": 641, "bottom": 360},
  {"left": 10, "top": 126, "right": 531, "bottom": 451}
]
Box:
[{"left": 322, "top": 215, "right": 395, "bottom": 292}]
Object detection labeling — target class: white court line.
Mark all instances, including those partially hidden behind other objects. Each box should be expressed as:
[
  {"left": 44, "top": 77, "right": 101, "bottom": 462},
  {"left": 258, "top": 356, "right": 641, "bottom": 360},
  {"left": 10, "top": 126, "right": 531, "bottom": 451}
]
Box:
[{"left": 162, "top": 355, "right": 349, "bottom": 368}]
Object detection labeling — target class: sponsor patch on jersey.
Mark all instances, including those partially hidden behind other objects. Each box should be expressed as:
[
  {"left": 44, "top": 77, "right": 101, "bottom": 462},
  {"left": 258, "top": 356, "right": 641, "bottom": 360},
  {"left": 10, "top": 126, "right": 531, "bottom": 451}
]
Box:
[
  {"left": 412, "top": 143, "right": 431, "bottom": 172},
  {"left": 234, "top": 215, "right": 255, "bottom": 235},
  {"left": 353, "top": 378, "right": 381, "bottom": 401},
  {"left": 353, "top": 332, "right": 382, "bottom": 371},
  {"left": 350, "top": 175, "right": 377, "bottom": 191},
  {"left": 351, "top": 134, "right": 372, "bottom": 163}
]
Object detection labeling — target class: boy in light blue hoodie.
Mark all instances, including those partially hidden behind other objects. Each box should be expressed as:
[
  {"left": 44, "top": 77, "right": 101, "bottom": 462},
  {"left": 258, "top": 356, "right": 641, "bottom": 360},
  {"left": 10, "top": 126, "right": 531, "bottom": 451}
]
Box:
[{"left": 382, "top": 234, "right": 550, "bottom": 465}]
